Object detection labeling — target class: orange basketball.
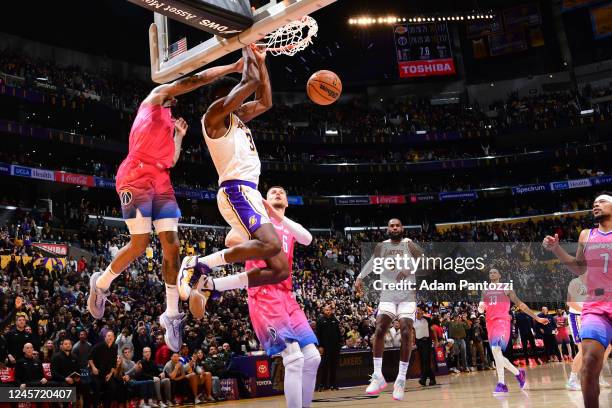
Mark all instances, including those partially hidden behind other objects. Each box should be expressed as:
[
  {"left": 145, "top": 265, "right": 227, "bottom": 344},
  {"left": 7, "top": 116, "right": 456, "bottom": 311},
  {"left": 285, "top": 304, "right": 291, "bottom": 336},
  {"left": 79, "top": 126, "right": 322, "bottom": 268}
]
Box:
[{"left": 307, "top": 70, "right": 342, "bottom": 105}]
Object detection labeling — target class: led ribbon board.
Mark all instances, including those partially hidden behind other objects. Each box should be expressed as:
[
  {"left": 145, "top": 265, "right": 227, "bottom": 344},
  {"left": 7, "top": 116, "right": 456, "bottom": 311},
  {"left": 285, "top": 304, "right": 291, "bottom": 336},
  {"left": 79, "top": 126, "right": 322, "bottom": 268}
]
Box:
[{"left": 127, "top": 0, "right": 254, "bottom": 37}]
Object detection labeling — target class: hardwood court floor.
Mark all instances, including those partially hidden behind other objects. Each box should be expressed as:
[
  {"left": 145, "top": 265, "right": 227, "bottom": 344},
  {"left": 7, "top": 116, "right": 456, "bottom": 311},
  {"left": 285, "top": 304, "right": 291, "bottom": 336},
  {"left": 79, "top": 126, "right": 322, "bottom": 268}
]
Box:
[{"left": 199, "top": 363, "right": 611, "bottom": 408}]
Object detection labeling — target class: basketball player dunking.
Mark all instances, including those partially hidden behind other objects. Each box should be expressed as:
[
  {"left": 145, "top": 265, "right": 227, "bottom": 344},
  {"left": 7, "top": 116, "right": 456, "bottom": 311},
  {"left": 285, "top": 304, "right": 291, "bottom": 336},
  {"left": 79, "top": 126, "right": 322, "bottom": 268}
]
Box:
[
  {"left": 227, "top": 186, "right": 320, "bottom": 408},
  {"left": 87, "top": 58, "right": 243, "bottom": 351},
  {"left": 177, "top": 46, "right": 292, "bottom": 313},
  {"left": 478, "top": 268, "right": 549, "bottom": 395},
  {"left": 355, "top": 218, "right": 421, "bottom": 401},
  {"left": 544, "top": 192, "right": 612, "bottom": 408}
]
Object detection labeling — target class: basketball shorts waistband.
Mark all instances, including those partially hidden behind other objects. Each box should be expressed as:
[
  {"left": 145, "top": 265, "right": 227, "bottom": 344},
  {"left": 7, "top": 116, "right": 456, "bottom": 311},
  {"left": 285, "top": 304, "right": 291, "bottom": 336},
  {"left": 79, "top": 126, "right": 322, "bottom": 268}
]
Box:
[{"left": 220, "top": 180, "right": 258, "bottom": 190}]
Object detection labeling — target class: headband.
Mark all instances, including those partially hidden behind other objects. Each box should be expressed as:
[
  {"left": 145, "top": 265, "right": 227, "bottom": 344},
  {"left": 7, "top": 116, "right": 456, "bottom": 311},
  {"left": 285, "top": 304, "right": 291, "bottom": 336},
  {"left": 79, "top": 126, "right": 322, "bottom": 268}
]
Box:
[{"left": 595, "top": 195, "right": 612, "bottom": 203}]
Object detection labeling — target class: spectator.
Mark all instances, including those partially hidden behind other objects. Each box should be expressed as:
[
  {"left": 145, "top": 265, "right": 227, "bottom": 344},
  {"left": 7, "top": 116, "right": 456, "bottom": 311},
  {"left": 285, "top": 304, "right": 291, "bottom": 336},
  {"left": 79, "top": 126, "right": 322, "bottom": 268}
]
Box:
[
  {"left": 132, "top": 325, "right": 153, "bottom": 362},
  {"left": 116, "top": 328, "right": 133, "bottom": 354},
  {"left": 88, "top": 330, "right": 120, "bottom": 408},
  {"left": 130, "top": 346, "right": 171, "bottom": 407},
  {"left": 6, "top": 314, "right": 37, "bottom": 365},
  {"left": 469, "top": 315, "right": 489, "bottom": 370},
  {"left": 15, "top": 343, "right": 48, "bottom": 388},
  {"left": 51, "top": 338, "right": 92, "bottom": 408},
  {"left": 414, "top": 307, "right": 436, "bottom": 386},
  {"left": 389, "top": 320, "right": 401, "bottom": 348},
  {"left": 163, "top": 352, "right": 199, "bottom": 405},
  {"left": 244, "top": 330, "right": 259, "bottom": 352},
  {"left": 191, "top": 349, "right": 215, "bottom": 403},
  {"left": 536, "top": 307, "right": 561, "bottom": 363},
  {"left": 72, "top": 329, "right": 92, "bottom": 369},
  {"left": 514, "top": 309, "right": 540, "bottom": 365},
  {"left": 112, "top": 354, "right": 131, "bottom": 407},
  {"left": 316, "top": 304, "right": 341, "bottom": 391},
  {"left": 444, "top": 314, "right": 469, "bottom": 372},
  {"left": 155, "top": 335, "right": 172, "bottom": 367}
]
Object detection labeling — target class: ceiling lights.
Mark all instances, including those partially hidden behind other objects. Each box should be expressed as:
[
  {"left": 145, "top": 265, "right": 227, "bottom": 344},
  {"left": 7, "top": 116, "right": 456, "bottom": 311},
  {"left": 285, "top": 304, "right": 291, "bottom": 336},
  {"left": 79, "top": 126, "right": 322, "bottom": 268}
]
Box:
[{"left": 348, "top": 12, "right": 495, "bottom": 26}]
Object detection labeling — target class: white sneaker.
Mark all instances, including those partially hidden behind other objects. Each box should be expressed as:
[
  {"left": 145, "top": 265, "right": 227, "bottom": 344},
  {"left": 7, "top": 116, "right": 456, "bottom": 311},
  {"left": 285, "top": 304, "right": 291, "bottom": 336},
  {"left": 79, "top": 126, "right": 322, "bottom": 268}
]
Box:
[
  {"left": 194, "top": 397, "right": 202, "bottom": 404},
  {"left": 392, "top": 379, "right": 405, "bottom": 401},
  {"left": 158, "top": 402, "right": 167, "bottom": 408},
  {"left": 566, "top": 377, "right": 581, "bottom": 391},
  {"left": 177, "top": 256, "right": 198, "bottom": 301},
  {"left": 600, "top": 377, "right": 610, "bottom": 388},
  {"left": 365, "top": 373, "right": 387, "bottom": 395},
  {"left": 159, "top": 312, "right": 185, "bottom": 352}
]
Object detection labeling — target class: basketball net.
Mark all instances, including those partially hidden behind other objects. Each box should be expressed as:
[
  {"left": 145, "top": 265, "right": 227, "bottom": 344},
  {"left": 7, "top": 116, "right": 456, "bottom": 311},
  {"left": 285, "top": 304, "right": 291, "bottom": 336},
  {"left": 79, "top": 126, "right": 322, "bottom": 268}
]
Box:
[{"left": 257, "top": 16, "right": 318, "bottom": 56}]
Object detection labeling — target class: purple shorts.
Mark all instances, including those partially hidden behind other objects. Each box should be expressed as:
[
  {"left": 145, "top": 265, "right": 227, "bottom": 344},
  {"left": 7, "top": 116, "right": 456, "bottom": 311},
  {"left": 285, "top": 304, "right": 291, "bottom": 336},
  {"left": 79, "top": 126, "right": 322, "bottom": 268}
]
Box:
[{"left": 217, "top": 180, "right": 270, "bottom": 239}]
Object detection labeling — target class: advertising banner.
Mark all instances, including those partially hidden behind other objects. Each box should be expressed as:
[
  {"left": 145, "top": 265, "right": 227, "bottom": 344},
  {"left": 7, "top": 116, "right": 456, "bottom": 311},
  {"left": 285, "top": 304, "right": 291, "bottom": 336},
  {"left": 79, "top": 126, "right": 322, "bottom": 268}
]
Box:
[{"left": 394, "top": 23, "right": 455, "bottom": 78}]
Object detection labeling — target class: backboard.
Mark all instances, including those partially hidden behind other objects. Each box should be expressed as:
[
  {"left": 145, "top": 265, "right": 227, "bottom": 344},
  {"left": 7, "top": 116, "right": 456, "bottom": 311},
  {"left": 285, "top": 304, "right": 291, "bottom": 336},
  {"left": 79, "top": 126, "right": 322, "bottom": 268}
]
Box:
[{"left": 146, "top": 0, "right": 337, "bottom": 84}]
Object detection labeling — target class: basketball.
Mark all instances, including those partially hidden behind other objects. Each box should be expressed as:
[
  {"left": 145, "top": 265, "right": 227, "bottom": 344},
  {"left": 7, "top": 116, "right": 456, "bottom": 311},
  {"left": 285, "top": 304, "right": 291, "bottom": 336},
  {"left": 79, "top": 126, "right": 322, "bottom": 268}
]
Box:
[{"left": 307, "top": 70, "right": 342, "bottom": 105}]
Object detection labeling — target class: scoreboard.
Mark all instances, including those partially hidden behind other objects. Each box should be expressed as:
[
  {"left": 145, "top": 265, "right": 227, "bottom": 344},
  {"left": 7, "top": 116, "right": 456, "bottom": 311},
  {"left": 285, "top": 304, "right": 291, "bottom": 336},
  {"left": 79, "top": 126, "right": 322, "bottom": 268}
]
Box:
[{"left": 393, "top": 23, "right": 456, "bottom": 78}]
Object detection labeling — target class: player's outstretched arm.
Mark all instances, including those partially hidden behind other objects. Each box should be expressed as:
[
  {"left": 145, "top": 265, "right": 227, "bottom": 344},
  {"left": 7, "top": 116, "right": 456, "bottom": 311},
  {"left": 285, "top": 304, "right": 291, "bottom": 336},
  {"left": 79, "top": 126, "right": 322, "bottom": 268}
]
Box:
[
  {"left": 150, "top": 59, "right": 243, "bottom": 100},
  {"left": 171, "top": 117, "right": 188, "bottom": 167},
  {"left": 236, "top": 45, "right": 272, "bottom": 123},
  {"left": 204, "top": 47, "right": 261, "bottom": 139},
  {"left": 262, "top": 200, "right": 312, "bottom": 245},
  {"left": 507, "top": 290, "right": 549, "bottom": 324},
  {"left": 542, "top": 229, "right": 589, "bottom": 275}
]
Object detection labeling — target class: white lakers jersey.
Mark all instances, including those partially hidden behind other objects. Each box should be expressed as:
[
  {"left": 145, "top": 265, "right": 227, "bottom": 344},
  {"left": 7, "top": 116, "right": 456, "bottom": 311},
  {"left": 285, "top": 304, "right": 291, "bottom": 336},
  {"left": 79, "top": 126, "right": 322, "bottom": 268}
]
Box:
[{"left": 203, "top": 113, "right": 261, "bottom": 185}]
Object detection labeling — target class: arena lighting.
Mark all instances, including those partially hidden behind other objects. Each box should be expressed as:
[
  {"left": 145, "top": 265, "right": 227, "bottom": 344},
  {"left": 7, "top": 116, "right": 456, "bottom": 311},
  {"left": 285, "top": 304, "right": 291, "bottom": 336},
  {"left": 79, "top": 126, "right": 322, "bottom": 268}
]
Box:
[
  {"left": 581, "top": 109, "right": 594, "bottom": 116},
  {"left": 347, "top": 12, "right": 495, "bottom": 25}
]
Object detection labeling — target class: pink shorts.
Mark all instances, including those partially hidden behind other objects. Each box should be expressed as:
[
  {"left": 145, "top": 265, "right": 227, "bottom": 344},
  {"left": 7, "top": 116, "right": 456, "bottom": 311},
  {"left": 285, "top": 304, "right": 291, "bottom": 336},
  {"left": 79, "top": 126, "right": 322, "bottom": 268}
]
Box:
[
  {"left": 487, "top": 318, "right": 512, "bottom": 351},
  {"left": 247, "top": 286, "right": 318, "bottom": 356},
  {"left": 116, "top": 157, "right": 180, "bottom": 223}
]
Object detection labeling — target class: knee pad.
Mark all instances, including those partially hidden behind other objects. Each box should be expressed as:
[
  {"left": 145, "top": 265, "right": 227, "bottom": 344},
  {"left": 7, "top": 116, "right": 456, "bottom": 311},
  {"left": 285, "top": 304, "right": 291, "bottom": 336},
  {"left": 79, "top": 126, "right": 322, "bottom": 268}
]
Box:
[
  {"left": 302, "top": 343, "right": 321, "bottom": 370},
  {"left": 282, "top": 342, "right": 305, "bottom": 367}
]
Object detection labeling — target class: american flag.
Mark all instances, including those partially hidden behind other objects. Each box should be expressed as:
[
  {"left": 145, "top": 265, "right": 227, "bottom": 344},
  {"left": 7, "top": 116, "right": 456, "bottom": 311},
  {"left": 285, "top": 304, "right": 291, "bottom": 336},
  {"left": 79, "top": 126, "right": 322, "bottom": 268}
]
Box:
[{"left": 168, "top": 37, "right": 187, "bottom": 59}]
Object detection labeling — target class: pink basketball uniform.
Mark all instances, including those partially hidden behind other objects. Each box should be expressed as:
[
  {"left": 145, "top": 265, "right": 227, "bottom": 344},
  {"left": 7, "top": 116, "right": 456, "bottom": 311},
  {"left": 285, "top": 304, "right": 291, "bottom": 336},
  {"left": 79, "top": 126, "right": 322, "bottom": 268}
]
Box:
[
  {"left": 483, "top": 288, "right": 512, "bottom": 350},
  {"left": 580, "top": 228, "right": 612, "bottom": 347},
  {"left": 116, "top": 103, "right": 180, "bottom": 221},
  {"left": 246, "top": 219, "right": 317, "bottom": 356}
]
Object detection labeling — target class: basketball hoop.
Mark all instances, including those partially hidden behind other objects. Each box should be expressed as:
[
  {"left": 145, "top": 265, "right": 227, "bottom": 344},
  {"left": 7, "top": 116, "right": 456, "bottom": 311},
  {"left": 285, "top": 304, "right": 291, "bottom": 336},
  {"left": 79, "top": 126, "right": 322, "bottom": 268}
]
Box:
[{"left": 257, "top": 16, "right": 318, "bottom": 56}]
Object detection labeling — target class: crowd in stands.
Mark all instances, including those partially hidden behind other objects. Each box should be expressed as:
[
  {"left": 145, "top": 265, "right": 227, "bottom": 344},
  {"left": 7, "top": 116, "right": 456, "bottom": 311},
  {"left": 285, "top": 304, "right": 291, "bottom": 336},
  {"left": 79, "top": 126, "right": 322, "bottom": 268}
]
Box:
[
  {"left": 0, "top": 191, "right": 597, "bottom": 402},
  {"left": 3, "top": 48, "right": 612, "bottom": 147}
]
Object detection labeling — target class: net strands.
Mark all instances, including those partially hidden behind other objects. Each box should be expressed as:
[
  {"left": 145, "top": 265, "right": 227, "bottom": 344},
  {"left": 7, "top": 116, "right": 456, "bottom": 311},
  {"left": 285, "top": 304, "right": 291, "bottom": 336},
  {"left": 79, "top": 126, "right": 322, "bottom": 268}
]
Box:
[{"left": 258, "top": 16, "right": 318, "bottom": 56}]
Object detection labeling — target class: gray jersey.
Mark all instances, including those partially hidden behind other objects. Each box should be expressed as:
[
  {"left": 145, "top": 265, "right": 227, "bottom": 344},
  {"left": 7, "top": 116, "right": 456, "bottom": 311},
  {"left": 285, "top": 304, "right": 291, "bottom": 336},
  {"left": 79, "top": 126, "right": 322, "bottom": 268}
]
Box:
[{"left": 378, "top": 238, "right": 417, "bottom": 303}]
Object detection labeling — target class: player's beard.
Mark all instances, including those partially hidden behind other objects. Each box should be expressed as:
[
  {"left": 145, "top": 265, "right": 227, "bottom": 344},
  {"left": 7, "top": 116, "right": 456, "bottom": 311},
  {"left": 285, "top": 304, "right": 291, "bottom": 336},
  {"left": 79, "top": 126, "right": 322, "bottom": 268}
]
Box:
[
  {"left": 389, "top": 231, "right": 402, "bottom": 241},
  {"left": 594, "top": 212, "right": 609, "bottom": 222}
]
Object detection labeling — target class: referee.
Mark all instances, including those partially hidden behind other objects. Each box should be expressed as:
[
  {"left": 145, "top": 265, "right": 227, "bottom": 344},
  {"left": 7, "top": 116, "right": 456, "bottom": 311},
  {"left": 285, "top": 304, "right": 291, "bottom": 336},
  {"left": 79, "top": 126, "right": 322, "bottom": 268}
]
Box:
[{"left": 415, "top": 307, "right": 437, "bottom": 386}]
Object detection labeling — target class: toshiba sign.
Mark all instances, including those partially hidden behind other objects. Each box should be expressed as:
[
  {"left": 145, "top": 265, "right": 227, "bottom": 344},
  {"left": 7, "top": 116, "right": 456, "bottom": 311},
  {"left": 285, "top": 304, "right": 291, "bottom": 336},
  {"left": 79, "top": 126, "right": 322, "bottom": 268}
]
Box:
[{"left": 398, "top": 58, "right": 456, "bottom": 78}]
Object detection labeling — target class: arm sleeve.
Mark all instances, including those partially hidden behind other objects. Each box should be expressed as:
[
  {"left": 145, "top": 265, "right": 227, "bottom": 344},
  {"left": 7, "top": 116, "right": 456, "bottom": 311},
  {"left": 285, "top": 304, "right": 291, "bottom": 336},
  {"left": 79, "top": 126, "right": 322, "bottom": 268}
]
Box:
[{"left": 281, "top": 217, "right": 312, "bottom": 245}]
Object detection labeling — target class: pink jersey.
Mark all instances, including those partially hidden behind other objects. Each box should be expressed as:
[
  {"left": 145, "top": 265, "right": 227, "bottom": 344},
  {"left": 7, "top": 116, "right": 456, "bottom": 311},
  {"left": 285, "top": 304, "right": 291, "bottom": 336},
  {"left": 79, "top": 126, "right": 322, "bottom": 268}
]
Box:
[
  {"left": 246, "top": 219, "right": 296, "bottom": 294},
  {"left": 127, "top": 103, "right": 175, "bottom": 169},
  {"left": 483, "top": 288, "right": 511, "bottom": 322},
  {"left": 583, "top": 228, "right": 612, "bottom": 314}
]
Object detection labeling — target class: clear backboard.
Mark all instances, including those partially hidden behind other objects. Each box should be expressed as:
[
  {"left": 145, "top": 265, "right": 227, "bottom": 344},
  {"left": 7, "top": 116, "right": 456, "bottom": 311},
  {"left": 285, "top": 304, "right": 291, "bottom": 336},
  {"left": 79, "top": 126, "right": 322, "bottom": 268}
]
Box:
[{"left": 146, "top": 0, "right": 336, "bottom": 84}]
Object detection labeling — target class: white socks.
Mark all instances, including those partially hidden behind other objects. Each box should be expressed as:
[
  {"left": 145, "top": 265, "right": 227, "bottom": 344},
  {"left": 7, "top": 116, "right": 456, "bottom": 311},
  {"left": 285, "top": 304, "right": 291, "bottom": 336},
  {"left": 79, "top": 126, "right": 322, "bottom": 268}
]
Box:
[
  {"left": 200, "top": 250, "right": 227, "bottom": 268},
  {"left": 491, "top": 346, "right": 519, "bottom": 384},
  {"left": 373, "top": 357, "right": 383, "bottom": 377},
  {"left": 165, "top": 284, "right": 180, "bottom": 317},
  {"left": 301, "top": 344, "right": 321, "bottom": 408},
  {"left": 96, "top": 265, "right": 119, "bottom": 291},
  {"left": 397, "top": 361, "right": 409, "bottom": 381},
  {"left": 282, "top": 343, "right": 304, "bottom": 408},
  {"left": 210, "top": 272, "right": 248, "bottom": 291}
]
